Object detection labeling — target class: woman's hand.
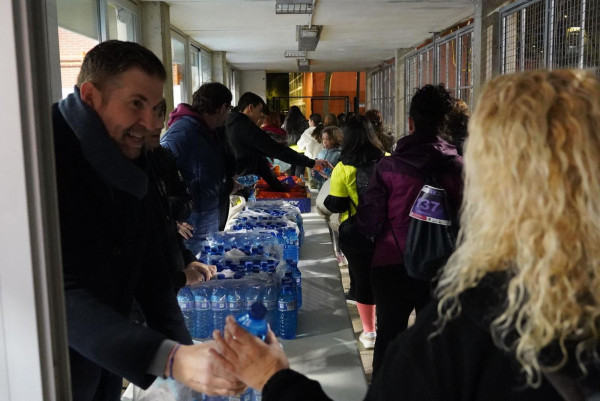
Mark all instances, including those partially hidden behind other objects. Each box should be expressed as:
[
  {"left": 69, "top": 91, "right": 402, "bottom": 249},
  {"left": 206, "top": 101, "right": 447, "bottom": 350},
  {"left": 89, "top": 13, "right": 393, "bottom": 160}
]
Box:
[{"left": 212, "top": 316, "right": 290, "bottom": 391}]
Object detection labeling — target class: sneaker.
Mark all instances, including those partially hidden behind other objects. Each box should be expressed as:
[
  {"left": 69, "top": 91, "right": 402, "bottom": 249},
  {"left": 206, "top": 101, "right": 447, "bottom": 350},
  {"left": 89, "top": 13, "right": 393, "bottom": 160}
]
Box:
[
  {"left": 336, "top": 253, "right": 348, "bottom": 267},
  {"left": 344, "top": 291, "right": 357, "bottom": 305},
  {"left": 359, "top": 331, "right": 376, "bottom": 349}
]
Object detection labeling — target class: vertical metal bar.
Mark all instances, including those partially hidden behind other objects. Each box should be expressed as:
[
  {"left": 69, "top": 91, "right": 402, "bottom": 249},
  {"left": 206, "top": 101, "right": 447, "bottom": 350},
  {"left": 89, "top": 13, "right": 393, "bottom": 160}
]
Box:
[
  {"left": 548, "top": 0, "right": 555, "bottom": 69},
  {"left": 457, "top": 32, "right": 462, "bottom": 99},
  {"left": 580, "top": 0, "right": 587, "bottom": 68},
  {"left": 98, "top": 0, "right": 108, "bottom": 41},
  {"left": 501, "top": 13, "right": 506, "bottom": 74},
  {"left": 520, "top": 8, "right": 526, "bottom": 71}
]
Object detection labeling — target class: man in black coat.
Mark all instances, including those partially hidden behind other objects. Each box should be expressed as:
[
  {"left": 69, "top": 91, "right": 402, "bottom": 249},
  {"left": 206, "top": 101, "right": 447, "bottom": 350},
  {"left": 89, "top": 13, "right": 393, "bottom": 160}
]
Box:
[
  {"left": 225, "top": 92, "right": 331, "bottom": 193},
  {"left": 53, "top": 40, "right": 243, "bottom": 401}
]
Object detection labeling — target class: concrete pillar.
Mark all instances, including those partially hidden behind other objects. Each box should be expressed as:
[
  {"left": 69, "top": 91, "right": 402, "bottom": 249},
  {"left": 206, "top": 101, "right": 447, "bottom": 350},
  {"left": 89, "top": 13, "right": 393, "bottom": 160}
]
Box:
[
  {"left": 232, "top": 69, "right": 241, "bottom": 104},
  {"left": 211, "top": 51, "right": 227, "bottom": 84},
  {"left": 395, "top": 47, "right": 414, "bottom": 138},
  {"left": 140, "top": 2, "right": 174, "bottom": 113}
]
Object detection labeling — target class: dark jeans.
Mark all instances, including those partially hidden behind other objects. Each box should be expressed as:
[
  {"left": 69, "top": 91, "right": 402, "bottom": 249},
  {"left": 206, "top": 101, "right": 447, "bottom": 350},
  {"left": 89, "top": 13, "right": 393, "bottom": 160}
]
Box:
[
  {"left": 184, "top": 210, "right": 219, "bottom": 255},
  {"left": 371, "top": 264, "right": 432, "bottom": 375}
]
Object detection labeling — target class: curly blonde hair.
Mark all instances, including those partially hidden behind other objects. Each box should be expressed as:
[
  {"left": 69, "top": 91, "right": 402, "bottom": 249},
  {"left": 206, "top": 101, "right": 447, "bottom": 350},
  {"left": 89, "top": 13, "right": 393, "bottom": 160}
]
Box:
[{"left": 436, "top": 70, "right": 600, "bottom": 386}]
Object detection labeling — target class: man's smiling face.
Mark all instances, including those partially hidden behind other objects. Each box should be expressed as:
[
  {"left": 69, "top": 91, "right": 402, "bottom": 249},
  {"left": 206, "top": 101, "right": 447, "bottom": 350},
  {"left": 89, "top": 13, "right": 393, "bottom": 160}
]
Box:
[{"left": 82, "top": 67, "right": 165, "bottom": 159}]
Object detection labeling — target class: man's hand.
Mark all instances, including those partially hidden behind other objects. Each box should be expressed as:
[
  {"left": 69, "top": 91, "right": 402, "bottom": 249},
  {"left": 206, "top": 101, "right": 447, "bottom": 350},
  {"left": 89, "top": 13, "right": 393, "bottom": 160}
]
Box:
[
  {"left": 183, "top": 261, "right": 216, "bottom": 286},
  {"left": 313, "top": 159, "right": 333, "bottom": 171},
  {"left": 211, "top": 316, "right": 290, "bottom": 391},
  {"left": 184, "top": 261, "right": 217, "bottom": 285},
  {"left": 177, "top": 222, "right": 194, "bottom": 239},
  {"left": 168, "top": 342, "right": 246, "bottom": 396}
]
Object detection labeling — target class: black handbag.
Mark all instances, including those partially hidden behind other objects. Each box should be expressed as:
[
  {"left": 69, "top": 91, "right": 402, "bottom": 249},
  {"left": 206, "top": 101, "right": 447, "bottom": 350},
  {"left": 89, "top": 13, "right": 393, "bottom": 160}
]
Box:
[
  {"left": 338, "top": 201, "right": 374, "bottom": 256},
  {"left": 393, "top": 175, "right": 458, "bottom": 281},
  {"left": 338, "top": 162, "right": 376, "bottom": 256}
]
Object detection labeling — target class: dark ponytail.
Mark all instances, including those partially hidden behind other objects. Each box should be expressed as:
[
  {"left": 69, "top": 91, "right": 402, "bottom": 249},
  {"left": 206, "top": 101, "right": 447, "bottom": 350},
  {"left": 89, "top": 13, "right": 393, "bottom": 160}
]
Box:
[{"left": 311, "top": 123, "right": 324, "bottom": 143}]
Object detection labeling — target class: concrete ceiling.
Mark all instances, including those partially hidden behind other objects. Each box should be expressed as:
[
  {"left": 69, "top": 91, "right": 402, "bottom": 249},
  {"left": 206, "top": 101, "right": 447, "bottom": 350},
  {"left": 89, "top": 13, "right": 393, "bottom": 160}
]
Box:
[{"left": 166, "top": 0, "right": 475, "bottom": 72}]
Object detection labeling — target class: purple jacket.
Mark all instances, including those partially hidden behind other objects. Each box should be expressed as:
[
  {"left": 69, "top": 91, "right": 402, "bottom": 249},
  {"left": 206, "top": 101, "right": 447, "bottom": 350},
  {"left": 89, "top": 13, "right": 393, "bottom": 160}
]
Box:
[{"left": 357, "top": 133, "right": 463, "bottom": 268}]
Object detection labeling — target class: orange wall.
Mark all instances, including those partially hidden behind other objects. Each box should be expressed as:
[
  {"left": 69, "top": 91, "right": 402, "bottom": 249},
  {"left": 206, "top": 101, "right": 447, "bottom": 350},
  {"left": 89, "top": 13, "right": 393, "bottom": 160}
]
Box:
[{"left": 308, "top": 71, "right": 366, "bottom": 116}]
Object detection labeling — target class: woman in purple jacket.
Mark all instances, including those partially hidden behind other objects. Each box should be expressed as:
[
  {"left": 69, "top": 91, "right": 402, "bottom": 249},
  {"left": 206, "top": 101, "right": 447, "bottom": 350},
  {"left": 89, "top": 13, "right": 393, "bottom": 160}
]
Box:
[{"left": 357, "top": 85, "right": 463, "bottom": 375}]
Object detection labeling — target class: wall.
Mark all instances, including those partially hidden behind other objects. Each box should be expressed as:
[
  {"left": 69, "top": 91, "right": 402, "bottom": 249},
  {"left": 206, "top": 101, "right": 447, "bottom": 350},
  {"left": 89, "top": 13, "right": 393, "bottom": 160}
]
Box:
[
  {"left": 239, "top": 70, "right": 267, "bottom": 101},
  {"left": 310, "top": 71, "right": 365, "bottom": 116}
]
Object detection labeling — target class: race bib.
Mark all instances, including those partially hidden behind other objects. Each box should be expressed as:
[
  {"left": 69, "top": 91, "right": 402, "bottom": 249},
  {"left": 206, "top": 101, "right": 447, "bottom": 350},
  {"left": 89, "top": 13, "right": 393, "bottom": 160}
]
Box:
[{"left": 409, "top": 185, "right": 452, "bottom": 226}]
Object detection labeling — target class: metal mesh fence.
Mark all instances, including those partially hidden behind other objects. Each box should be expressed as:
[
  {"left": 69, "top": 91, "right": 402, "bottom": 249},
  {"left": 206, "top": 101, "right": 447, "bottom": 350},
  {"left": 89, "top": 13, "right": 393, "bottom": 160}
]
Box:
[
  {"left": 501, "top": 0, "right": 600, "bottom": 74},
  {"left": 404, "top": 25, "right": 474, "bottom": 130},
  {"left": 369, "top": 62, "right": 396, "bottom": 135},
  {"left": 458, "top": 30, "right": 474, "bottom": 104},
  {"left": 502, "top": 0, "right": 546, "bottom": 73},
  {"left": 437, "top": 38, "right": 458, "bottom": 97}
]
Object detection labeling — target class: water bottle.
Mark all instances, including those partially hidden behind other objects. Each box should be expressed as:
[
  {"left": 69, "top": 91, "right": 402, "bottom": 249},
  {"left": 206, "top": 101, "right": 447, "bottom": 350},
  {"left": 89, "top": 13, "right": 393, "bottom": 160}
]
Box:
[
  {"left": 236, "top": 174, "right": 259, "bottom": 187},
  {"left": 263, "top": 283, "right": 279, "bottom": 336},
  {"left": 243, "top": 388, "right": 254, "bottom": 401},
  {"left": 229, "top": 388, "right": 253, "bottom": 401},
  {"left": 290, "top": 262, "right": 302, "bottom": 309},
  {"left": 191, "top": 285, "right": 212, "bottom": 338},
  {"left": 283, "top": 272, "right": 298, "bottom": 305},
  {"left": 236, "top": 302, "right": 268, "bottom": 340},
  {"left": 283, "top": 227, "right": 299, "bottom": 261},
  {"left": 203, "top": 395, "right": 226, "bottom": 401},
  {"left": 245, "top": 284, "right": 263, "bottom": 311},
  {"left": 278, "top": 284, "right": 297, "bottom": 339},
  {"left": 177, "top": 287, "right": 195, "bottom": 335},
  {"left": 210, "top": 280, "right": 228, "bottom": 333},
  {"left": 227, "top": 284, "right": 245, "bottom": 319}
]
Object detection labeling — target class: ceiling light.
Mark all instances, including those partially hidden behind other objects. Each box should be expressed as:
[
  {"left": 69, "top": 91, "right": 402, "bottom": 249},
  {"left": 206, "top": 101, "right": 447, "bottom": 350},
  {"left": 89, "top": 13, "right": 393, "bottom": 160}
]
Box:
[
  {"left": 284, "top": 50, "right": 307, "bottom": 58},
  {"left": 298, "top": 58, "right": 310, "bottom": 72},
  {"left": 276, "top": 0, "right": 313, "bottom": 14},
  {"left": 297, "top": 25, "right": 322, "bottom": 51}
]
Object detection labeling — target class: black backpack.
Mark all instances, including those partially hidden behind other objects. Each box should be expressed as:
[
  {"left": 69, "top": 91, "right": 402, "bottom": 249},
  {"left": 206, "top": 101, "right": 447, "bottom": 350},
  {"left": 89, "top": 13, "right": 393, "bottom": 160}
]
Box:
[{"left": 393, "top": 175, "right": 458, "bottom": 281}]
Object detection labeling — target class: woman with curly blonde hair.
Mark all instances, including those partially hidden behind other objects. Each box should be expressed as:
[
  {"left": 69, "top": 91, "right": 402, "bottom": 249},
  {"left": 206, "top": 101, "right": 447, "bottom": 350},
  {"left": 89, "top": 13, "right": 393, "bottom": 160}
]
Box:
[
  {"left": 430, "top": 69, "right": 600, "bottom": 397},
  {"left": 210, "top": 70, "right": 600, "bottom": 401}
]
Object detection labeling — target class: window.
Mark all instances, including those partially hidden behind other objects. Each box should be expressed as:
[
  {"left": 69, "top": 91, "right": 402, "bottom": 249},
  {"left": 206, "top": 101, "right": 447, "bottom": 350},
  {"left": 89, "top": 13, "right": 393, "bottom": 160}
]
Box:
[
  {"left": 56, "top": 0, "right": 141, "bottom": 98},
  {"left": 172, "top": 32, "right": 187, "bottom": 106},
  {"left": 56, "top": 0, "right": 100, "bottom": 98},
  {"left": 201, "top": 48, "right": 212, "bottom": 84},
  {"left": 191, "top": 45, "right": 201, "bottom": 93},
  {"left": 106, "top": 0, "right": 138, "bottom": 42}
]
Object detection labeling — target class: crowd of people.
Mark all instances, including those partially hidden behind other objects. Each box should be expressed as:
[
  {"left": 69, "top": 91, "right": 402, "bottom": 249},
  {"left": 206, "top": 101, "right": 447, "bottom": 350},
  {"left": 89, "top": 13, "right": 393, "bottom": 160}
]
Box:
[{"left": 53, "top": 39, "right": 600, "bottom": 401}]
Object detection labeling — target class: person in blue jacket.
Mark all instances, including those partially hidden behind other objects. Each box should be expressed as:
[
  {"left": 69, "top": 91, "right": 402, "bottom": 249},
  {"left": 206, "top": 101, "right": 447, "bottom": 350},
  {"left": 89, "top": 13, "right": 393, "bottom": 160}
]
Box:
[
  {"left": 312, "top": 125, "right": 342, "bottom": 189},
  {"left": 161, "top": 82, "right": 236, "bottom": 254}
]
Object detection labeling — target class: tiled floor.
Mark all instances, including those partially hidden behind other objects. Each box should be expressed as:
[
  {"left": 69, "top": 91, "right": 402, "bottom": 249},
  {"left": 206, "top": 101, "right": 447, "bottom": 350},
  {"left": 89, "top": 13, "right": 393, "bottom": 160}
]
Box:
[
  {"left": 339, "top": 263, "right": 374, "bottom": 384},
  {"left": 338, "top": 259, "right": 417, "bottom": 386}
]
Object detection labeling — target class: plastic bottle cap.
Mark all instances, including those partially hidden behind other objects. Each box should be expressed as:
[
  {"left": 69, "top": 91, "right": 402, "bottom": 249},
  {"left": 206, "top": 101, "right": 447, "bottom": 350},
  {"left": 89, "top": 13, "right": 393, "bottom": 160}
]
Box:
[{"left": 249, "top": 302, "right": 267, "bottom": 320}]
